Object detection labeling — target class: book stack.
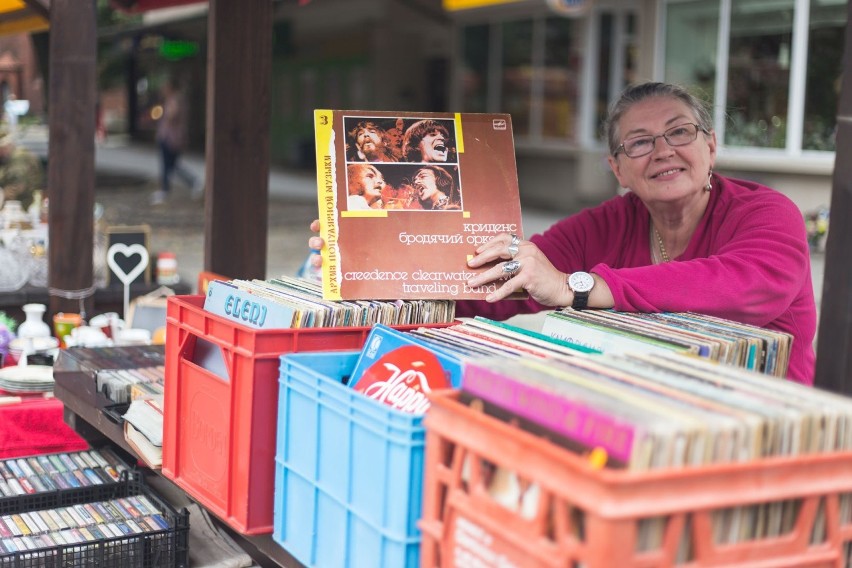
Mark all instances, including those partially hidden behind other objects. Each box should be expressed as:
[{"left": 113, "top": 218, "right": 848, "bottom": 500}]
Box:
[
  {"left": 121, "top": 399, "right": 164, "bottom": 470},
  {"left": 542, "top": 309, "right": 792, "bottom": 377},
  {"left": 203, "top": 275, "right": 456, "bottom": 330}
]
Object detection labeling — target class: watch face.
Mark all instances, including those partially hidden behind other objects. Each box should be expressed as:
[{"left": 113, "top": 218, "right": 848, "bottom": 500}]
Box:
[{"left": 568, "top": 272, "right": 594, "bottom": 294}]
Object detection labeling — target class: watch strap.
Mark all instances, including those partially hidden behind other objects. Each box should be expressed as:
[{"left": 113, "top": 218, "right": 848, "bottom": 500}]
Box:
[{"left": 571, "top": 292, "right": 589, "bottom": 310}]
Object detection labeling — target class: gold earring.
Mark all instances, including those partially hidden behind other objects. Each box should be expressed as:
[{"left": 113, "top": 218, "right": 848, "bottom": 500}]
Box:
[{"left": 705, "top": 169, "right": 713, "bottom": 192}]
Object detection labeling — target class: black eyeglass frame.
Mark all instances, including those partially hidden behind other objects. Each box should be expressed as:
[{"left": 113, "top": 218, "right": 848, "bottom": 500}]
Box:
[{"left": 614, "top": 123, "right": 710, "bottom": 158}]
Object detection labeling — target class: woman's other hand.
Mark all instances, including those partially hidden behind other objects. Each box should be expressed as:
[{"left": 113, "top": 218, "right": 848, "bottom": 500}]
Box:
[{"left": 308, "top": 219, "right": 324, "bottom": 269}]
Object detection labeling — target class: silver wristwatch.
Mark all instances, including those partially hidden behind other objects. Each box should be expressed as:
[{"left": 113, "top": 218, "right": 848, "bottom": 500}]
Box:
[{"left": 567, "top": 271, "right": 595, "bottom": 310}]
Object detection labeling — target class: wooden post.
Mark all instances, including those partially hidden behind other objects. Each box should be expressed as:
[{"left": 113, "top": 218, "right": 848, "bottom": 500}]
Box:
[
  {"left": 814, "top": 0, "right": 852, "bottom": 393},
  {"left": 203, "top": 0, "right": 272, "bottom": 279},
  {"left": 46, "top": 0, "right": 97, "bottom": 318}
]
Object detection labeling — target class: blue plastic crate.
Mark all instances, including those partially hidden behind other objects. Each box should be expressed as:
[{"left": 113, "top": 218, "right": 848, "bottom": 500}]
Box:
[{"left": 274, "top": 351, "right": 424, "bottom": 568}]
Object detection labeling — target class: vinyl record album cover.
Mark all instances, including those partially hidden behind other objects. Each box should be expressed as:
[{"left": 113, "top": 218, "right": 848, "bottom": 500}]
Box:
[{"left": 315, "top": 110, "right": 524, "bottom": 300}]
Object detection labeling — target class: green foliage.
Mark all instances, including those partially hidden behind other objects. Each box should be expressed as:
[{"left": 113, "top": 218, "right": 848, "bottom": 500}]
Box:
[
  {"left": 0, "top": 311, "right": 16, "bottom": 334},
  {"left": 96, "top": 0, "right": 143, "bottom": 90}
]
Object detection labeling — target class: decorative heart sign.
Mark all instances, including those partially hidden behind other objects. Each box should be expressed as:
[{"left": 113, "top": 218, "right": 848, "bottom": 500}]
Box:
[{"left": 107, "top": 243, "right": 150, "bottom": 286}]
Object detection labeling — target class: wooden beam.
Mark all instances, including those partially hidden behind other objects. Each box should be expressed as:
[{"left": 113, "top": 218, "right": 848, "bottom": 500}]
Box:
[
  {"left": 203, "top": 0, "right": 272, "bottom": 279},
  {"left": 814, "top": 0, "right": 852, "bottom": 393},
  {"left": 47, "top": 0, "right": 97, "bottom": 318}
]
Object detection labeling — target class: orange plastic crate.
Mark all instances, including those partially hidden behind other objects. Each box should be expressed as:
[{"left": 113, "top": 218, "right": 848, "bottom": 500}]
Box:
[
  {"left": 420, "top": 391, "right": 852, "bottom": 568},
  {"left": 162, "top": 294, "right": 450, "bottom": 535}
]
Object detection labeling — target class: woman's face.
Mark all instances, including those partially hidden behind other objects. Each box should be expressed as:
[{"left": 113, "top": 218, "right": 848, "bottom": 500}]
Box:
[
  {"left": 607, "top": 97, "right": 716, "bottom": 209},
  {"left": 418, "top": 129, "right": 448, "bottom": 162}
]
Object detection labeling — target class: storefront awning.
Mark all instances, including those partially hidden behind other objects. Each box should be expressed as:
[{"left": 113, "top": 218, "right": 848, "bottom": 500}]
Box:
[
  {"left": 0, "top": 0, "right": 49, "bottom": 35},
  {"left": 444, "top": 0, "right": 593, "bottom": 14},
  {"left": 443, "top": 0, "right": 523, "bottom": 10},
  {"left": 111, "top": 0, "right": 205, "bottom": 12}
]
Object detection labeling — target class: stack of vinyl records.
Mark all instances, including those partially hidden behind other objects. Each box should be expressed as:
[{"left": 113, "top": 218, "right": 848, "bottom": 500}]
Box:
[
  {"left": 451, "top": 349, "right": 852, "bottom": 553},
  {"left": 203, "top": 275, "right": 456, "bottom": 330},
  {"left": 460, "top": 350, "right": 852, "bottom": 472},
  {"left": 542, "top": 309, "right": 792, "bottom": 377}
]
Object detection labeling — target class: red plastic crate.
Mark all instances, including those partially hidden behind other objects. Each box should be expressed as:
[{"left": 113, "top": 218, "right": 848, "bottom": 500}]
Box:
[
  {"left": 162, "top": 294, "right": 451, "bottom": 535},
  {"left": 420, "top": 390, "right": 852, "bottom": 568}
]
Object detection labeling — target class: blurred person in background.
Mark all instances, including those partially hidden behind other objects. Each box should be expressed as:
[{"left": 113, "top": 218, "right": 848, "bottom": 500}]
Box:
[{"left": 151, "top": 78, "right": 198, "bottom": 205}]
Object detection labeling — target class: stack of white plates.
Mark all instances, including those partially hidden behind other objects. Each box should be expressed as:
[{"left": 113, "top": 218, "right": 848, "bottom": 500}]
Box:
[{"left": 0, "top": 365, "right": 54, "bottom": 393}]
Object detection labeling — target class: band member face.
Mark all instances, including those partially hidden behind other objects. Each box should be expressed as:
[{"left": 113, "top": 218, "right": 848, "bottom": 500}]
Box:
[
  {"left": 351, "top": 165, "right": 386, "bottom": 203},
  {"left": 387, "top": 127, "right": 402, "bottom": 150},
  {"left": 355, "top": 125, "right": 384, "bottom": 157},
  {"left": 418, "top": 129, "right": 448, "bottom": 162},
  {"left": 413, "top": 168, "right": 440, "bottom": 201}
]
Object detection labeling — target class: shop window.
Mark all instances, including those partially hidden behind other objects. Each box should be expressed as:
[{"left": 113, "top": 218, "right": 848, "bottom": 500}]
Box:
[
  {"left": 664, "top": 0, "right": 844, "bottom": 155},
  {"left": 725, "top": 0, "right": 794, "bottom": 149},
  {"left": 459, "top": 14, "right": 580, "bottom": 143},
  {"left": 460, "top": 24, "right": 489, "bottom": 113},
  {"left": 663, "top": 2, "right": 719, "bottom": 103},
  {"left": 541, "top": 17, "right": 578, "bottom": 139},
  {"left": 594, "top": 10, "right": 639, "bottom": 144},
  {"left": 802, "top": 0, "right": 846, "bottom": 151},
  {"left": 501, "top": 19, "right": 534, "bottom": 137},
  {"left": 595, "top": 13, "right": 613, "bottom": 139}
]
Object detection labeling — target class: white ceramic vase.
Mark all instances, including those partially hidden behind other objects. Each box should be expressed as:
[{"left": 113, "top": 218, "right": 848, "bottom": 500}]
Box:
[{"left": 18, "top": 303, "right": 51, "bottom": 339}]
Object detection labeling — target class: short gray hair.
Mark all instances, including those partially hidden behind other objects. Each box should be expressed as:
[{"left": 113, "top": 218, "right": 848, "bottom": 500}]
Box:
[{"left": 604, "top": 82, "right": 713, "bottom": 156}]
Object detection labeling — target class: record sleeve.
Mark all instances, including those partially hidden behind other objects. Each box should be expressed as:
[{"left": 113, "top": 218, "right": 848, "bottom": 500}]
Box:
[{"left": 315, "top": 110, "right": 524, "bottom": 300}]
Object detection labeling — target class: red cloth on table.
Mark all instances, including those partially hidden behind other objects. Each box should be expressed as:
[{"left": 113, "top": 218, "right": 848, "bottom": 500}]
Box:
[{"left": 0, "top": 397, "right": 88, "bottom": 459}]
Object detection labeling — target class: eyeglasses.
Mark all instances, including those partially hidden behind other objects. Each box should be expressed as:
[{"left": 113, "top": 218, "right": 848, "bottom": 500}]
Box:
[{"left": 615, "top": 123, "right": 707, "bottom": 158}]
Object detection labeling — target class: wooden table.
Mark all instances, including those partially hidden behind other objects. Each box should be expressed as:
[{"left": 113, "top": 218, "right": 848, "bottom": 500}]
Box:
[{"left": 52, "top": 346, "right": 306, "bottom": 568}]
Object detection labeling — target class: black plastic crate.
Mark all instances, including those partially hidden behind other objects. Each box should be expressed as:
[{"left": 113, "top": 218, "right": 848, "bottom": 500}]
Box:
[
  {"left": 0, "top": 449, "right": 133, "bottom": 516},
  {"left": 0, "top": 472, "right": 189, "bottom": 568}
]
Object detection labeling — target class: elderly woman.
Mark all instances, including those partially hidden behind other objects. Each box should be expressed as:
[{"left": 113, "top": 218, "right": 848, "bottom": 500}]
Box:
[
  {"left": 310, "top": 82, "right": 816, "bottom": 384},
  {"left": 463, "top": 82, "right": 816, "bottom": 384}
]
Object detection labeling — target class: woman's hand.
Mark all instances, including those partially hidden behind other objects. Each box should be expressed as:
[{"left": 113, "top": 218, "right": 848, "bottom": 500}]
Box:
[
  {"left": 466, "top": 233, "right": 572, "bottom": 306},
  {"left": 308, "top": 219, "right": 324, "bottom": 269}
]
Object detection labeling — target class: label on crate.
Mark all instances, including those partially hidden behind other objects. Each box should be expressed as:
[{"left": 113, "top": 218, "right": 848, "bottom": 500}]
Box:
[
  {"left": 203, "top": 279, "right": 297, "bottom": 329},
  {"left": 349, "top": 324, "right": 463, "bottom": 414},
  {"left": 448, "top": 514, "right": 525, "bottom": 568}
]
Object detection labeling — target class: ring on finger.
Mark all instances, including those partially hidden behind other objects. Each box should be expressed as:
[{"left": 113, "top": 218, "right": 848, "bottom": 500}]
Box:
[
  {"left": 502, "top": 260, "right": 521, "bottom": 274},
  {"left": 508, "top": 234, "right": 520, "bottom": 258}
]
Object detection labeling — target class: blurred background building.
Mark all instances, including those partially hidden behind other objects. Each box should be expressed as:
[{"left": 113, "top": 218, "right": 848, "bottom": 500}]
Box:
[{"left": 3, "top": 0, "right": 845, "bottom": 214}]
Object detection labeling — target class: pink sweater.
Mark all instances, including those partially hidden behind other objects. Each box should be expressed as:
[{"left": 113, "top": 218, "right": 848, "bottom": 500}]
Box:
[{"left": 457, "top": 175, "right": 817, "bottom": 384}]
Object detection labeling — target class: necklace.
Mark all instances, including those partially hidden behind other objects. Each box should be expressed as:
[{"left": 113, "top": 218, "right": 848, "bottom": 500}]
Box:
[{"left": 652, "top": 226, "right": 670, "bottom": 263}]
